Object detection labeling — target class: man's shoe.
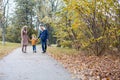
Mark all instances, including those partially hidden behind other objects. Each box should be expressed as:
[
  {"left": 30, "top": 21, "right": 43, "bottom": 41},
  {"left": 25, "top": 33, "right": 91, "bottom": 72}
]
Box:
[{"left": 42, "top": 51, "right": 45, "bottom": 53}]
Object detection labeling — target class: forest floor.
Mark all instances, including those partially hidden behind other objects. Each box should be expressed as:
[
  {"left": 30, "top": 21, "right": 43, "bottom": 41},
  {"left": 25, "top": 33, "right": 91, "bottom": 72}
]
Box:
[{"left": 48, "top": 46, "right": 120, "bottom": 80}]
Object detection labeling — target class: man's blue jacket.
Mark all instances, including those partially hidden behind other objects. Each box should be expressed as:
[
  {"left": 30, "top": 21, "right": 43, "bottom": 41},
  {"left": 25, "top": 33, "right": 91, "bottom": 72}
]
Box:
[{"left": 38, "top": 29, "right": 48, "bottom": 41}]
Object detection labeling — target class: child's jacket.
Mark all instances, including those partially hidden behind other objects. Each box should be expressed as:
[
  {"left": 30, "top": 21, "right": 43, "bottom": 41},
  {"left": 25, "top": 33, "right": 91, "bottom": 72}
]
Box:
[{"left": 30, "top": 39, "right": 37, "bottom": 45}]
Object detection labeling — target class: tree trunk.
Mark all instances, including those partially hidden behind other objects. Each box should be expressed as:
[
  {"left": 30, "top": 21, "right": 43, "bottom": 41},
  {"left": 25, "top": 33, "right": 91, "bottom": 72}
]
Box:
[{"left": 2, "top": 25, "right": 5, "bottom": 45}]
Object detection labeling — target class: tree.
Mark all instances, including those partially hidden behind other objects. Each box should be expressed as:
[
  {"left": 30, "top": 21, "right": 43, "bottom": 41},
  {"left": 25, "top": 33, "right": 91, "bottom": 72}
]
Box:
[
  {"left": 6, "top": 0, "right": 37, "bottom": 43},
  {"left": 34, "top": 0, "right": 64, "bottom": 44},
  {"left": 54, "top": 0, "right": 120, "bottom": 55},
  {"left": 13, "top": 0, "right": 35, "bottom": 28},
  {"left": 0, "top": 0, "right": 9, "bottom": 45}
]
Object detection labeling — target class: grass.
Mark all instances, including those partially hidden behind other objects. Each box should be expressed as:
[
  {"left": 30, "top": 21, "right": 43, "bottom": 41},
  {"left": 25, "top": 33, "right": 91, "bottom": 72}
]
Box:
[
  {"left": 48, "top": 46, "right": 79, "bottom": 55},
  {"left": 0, "top": 41, "right": 20, "bottom": 59}
]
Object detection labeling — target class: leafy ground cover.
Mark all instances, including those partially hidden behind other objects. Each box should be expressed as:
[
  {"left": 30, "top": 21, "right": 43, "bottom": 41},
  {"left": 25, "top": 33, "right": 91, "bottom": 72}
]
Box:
[{"left": 48, "top": 46, "right": 120, "bottom": 80}]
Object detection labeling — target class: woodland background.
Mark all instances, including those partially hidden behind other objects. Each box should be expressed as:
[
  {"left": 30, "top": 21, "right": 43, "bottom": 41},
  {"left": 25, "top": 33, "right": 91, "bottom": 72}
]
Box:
[{"left": 0, "top": 0, "right": 120, "bottom": 79}]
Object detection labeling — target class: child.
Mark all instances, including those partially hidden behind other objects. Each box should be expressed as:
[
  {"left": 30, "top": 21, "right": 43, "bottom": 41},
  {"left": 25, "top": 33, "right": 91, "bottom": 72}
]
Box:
[{"left": 29, "top": 34, "right": 38, "bottom": 53}]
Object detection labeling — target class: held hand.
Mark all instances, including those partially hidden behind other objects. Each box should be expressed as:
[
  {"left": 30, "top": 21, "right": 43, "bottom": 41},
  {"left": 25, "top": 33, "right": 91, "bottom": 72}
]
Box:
[
  {"left": 47, "top": 39, "right": 49, "bottom": 42},
  {"left": 37, "top": 37, "right": 39, "bottom": 40},
  {"left": 47, "top": 39, "right": 50, "bottom": 46}
]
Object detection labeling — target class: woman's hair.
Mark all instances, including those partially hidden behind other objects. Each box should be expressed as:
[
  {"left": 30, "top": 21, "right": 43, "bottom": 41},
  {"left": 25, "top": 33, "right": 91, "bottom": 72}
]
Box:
[
  {"left": 22, "top": 25, "right": 27, "bottom": 31},
  {"left": 21, "top": 25, "right": 28, "bottom": 38},
  {"left": 24, "top": 25, "right": 27, "bottom": 28}
]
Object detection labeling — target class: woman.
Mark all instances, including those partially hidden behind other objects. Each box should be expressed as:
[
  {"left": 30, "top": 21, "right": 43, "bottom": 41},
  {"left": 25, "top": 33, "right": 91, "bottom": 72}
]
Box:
[{"left": 21, "top": 26, "right": 29, "bottom": 53}]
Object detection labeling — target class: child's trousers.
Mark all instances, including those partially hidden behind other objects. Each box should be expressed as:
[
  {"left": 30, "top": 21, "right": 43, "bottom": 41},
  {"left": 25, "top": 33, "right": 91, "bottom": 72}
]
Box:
[{"left": 33, "top": 45, "right": 36, "bottom": 52}]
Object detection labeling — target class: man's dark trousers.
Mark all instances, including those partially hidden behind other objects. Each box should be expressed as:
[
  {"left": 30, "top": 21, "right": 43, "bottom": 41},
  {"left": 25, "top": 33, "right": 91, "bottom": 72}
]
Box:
[
  {"left": 38, "top": 29, "right": 48, "bottom": 53},
  {"left": 41, "top": 40, "right": 47, "bottom": 52}
]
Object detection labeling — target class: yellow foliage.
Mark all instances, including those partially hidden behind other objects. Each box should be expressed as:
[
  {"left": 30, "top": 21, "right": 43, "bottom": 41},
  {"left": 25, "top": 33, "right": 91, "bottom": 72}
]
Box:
[
  {"left": 41, "top": 16, "right": 52, "bottom": 24},
  {"left": 54, "top": 0, "right": 120, "bottom": 54}
]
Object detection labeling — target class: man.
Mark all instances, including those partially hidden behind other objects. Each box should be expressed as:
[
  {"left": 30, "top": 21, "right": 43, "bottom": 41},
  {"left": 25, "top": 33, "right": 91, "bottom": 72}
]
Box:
[{"left": 38, "top": 25, "right": 48, "bottom": 53}]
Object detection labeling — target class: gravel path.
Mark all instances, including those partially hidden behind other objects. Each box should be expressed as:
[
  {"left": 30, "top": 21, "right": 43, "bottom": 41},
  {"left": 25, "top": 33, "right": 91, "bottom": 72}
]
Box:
[{"left": 0, "top": 46, "right": 73, "bottom": 80}]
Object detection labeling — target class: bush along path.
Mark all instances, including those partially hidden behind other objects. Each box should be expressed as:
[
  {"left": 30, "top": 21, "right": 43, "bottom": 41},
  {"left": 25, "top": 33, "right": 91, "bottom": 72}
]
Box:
[{"left": 0, "top": 46, "right": 73, "bottom": 80}]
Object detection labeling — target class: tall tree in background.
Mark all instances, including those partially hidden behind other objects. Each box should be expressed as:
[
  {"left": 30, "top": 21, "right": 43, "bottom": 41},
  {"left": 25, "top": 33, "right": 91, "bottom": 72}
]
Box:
[
  {"left": 7, "top": 0, "right": 37, "bottom": 43},
  {"left": 13, "top": 0, "right": 35, "bottom": 28},
  {"left": 0, "top": 0, "right": 3, "bottom": 41},
  {"left": 34, "top": 0, "right": 64, "bottom": 44},
  {"left": 0, "top": 0, "right": 9, "bottom": 45}
]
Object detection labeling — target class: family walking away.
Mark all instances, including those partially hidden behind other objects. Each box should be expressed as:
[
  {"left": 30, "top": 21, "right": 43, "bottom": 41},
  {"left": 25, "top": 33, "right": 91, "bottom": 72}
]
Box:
[{"left": 21, "top": 25, "right": 48, "bottom": 53}]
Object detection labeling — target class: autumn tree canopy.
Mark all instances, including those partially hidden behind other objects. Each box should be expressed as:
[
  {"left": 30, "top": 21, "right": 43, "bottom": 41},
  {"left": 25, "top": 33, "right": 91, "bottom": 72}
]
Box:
[{"left": 0, "top": 0, "right": 120, "bottom": 55}]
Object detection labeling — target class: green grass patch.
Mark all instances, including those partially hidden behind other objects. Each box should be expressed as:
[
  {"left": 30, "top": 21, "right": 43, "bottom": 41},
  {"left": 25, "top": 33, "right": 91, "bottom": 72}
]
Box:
[
  {"left": 0, "top": 41, "right": 20, "bottom": 59},
  {"left": 48, "top": 46, "right": 79, "bottom": 55}
]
